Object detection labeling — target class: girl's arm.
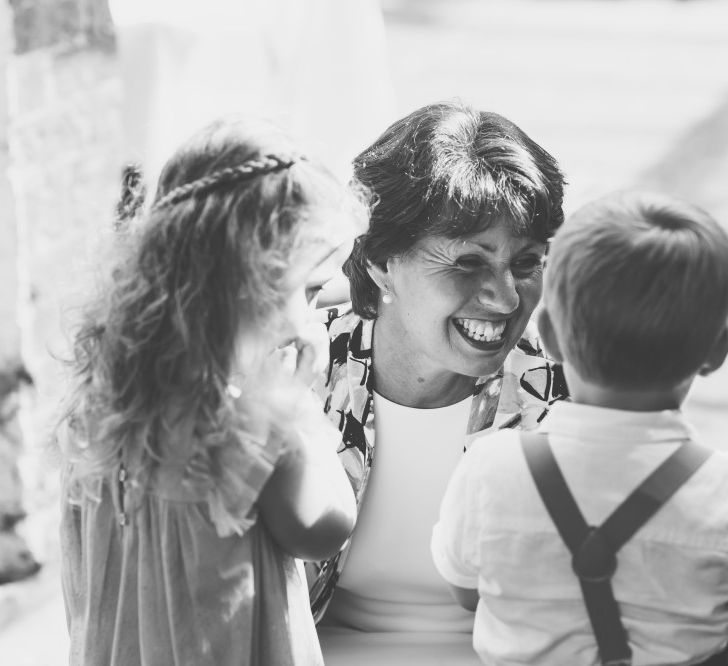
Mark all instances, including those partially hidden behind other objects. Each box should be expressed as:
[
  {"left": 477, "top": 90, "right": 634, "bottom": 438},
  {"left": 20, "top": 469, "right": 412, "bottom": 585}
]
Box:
[
  {"left": 257, "top": 328, "right": 356, "bottom": 561},
  {"left": 257, "top": 424, "right": 356, "bottom": 561}
]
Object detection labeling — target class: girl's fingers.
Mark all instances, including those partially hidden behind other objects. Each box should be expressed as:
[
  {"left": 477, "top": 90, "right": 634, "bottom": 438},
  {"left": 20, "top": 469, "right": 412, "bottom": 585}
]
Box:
[
  {"left": 274, "top": 345, "right": 299, "bottom": 376},
  {"left": 294, "top": 322, "right": 329, "bottom": 385},
  {"left": 294, "top": 342, "right": 315, "bottom": 385}
]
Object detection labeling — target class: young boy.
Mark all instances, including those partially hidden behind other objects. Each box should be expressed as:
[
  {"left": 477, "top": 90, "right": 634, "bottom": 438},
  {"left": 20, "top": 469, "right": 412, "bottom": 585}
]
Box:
[{"left": 431, "top": 191, "right": 728, "bottom": 665}]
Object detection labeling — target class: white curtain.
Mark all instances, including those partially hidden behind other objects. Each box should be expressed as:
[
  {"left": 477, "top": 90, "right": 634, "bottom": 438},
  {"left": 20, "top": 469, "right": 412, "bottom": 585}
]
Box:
[{"left": 110, "top": 0, "right": 394, "bottom": 181}]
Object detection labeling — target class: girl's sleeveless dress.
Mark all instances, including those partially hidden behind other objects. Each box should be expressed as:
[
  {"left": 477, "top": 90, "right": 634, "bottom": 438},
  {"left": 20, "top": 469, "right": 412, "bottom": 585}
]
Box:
[{"left": 60, "top": 433, "right": 323, "bottom": 666}]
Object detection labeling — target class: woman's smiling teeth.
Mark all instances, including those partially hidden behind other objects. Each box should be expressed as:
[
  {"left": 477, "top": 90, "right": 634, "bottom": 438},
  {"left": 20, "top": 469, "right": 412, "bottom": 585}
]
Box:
[{"left": 455, "top": 318, "right": 507, "bottom": 343}]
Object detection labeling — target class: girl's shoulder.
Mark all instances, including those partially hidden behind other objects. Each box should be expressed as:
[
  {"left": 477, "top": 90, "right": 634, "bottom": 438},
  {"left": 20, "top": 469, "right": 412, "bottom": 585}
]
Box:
[{"left": 187, "top": 430, "right": 283, "bottom": 538}]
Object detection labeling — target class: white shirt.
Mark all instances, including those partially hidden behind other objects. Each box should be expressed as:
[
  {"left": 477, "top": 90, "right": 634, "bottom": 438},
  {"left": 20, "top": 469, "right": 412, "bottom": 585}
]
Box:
[
  {"left": 431, "top": 401, "right": 728, "bottom": 665},
  {"left": 325, "top": 391, "right": 475, "bottom": 634}
]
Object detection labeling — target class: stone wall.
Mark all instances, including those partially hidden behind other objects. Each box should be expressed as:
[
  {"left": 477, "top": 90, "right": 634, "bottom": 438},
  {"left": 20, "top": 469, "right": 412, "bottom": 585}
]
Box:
[
  {"left": 9, "top": 0, "right": 114, "bottom": 54},
  {"left": 1, "top": 2, "right": 19, "bottom": 361},
  {"left": 4, "top": 0, "right": 122, "bottom": 444}
]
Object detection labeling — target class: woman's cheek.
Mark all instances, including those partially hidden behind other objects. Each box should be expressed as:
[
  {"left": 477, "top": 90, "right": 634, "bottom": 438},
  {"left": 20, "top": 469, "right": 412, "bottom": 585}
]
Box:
[
  {"left": 518, "top": 272, "right": 544, "bottom": 316},
  {"left": 450, "top": 270, "right": 483, "bottom": 298}
]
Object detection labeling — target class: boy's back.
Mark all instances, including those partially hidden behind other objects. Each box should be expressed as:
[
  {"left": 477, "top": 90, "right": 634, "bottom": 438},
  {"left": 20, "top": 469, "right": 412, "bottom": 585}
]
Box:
[
  {"left": 433, "top": 401, "right": 728, "bottom": 665},
  {"left": 433, "top": 192, "right": 728, "bottom": 665}
]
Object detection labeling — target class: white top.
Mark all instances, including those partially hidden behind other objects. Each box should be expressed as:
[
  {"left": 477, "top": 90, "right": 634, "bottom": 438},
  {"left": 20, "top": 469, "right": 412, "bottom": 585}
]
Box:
[
  {"left": 325, "top": 390, "right": 475, "bottom": 633},
  {"left": 432, "top": 401, "right": 728, "bottom": 666}
]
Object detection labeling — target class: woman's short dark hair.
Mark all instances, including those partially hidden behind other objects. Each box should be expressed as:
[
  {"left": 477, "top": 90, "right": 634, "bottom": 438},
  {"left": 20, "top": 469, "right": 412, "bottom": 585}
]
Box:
[{"left": 345, "top": 101, "right": 566, "bottom": 319}]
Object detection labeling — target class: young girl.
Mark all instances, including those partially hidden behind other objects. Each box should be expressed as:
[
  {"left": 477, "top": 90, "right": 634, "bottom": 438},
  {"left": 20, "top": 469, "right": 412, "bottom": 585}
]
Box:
[{"left": 58, "top": 118, "right": 366, "bottom": 665}]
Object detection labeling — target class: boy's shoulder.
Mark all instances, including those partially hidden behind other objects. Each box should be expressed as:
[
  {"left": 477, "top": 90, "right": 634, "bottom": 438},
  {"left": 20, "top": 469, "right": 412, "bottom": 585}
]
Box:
[
  {"left": 463, "top": 428, "right": 530, "bottom": 482},
  {"left": 466, "top": 427, "right": 521, "bottom": 451},
  {"left": 688, "top": 447, "right": 728, "bottom": 500},
  {"left": 458, "top": 428, "right": 554, "bottom": 520},
  {"left": 704, "top": 448, "right": 728, "bottom": 466},
  {"left": 643, "top": 445, "right": 728, "bottom": 543}
]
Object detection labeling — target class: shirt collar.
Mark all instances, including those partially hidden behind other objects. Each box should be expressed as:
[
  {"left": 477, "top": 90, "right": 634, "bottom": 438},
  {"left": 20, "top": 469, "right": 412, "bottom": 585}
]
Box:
[{"left": 538, "top": 400, "right": 697, "bottom": 444}]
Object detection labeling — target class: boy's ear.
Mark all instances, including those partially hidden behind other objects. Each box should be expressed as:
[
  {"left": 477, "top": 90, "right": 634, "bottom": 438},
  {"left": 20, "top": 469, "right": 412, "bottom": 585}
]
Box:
[
  {"left": 537, "top": 306, "right": 564, "bottom": 364},
  {"left": 365, "top": 260, "right": 390, "bottom": 293},
  {"left": 698, "top": 324, "right": 728, "bottom": 377}
]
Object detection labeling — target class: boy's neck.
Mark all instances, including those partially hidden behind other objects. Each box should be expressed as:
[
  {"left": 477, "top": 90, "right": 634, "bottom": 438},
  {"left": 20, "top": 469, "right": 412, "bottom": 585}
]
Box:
[{"left": 563, "top": 365, "right": 691, "bottom": 412}]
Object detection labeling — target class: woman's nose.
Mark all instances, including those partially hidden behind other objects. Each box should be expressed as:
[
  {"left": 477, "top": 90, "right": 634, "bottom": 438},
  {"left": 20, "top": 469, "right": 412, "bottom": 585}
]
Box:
[{"left": 477, "top": 270, "right": 519, "bottom": 313}]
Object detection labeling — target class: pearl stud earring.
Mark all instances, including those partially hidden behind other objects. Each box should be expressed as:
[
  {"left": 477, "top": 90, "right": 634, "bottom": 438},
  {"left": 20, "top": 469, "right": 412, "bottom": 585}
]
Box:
[{"left": 382, "top": 292, "right": 393, "bottom": 305}]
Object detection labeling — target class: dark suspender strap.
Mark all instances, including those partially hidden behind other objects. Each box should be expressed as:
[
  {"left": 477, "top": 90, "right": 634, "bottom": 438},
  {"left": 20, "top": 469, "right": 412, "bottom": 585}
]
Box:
[
  {"left": 520, "top": 432, "right": 590, "bottom": 552},
  {"left": 599, "top": 441, "right": 712, "bottom": 551},
  {"left": 521, "top": 432, "right": 713, "bottom": 666},
  {"left": 521, "top": 432, "right": 631, "bottom": 666},
  {"left": 578, "top": 579, "right": 632, "bottom": 666}
]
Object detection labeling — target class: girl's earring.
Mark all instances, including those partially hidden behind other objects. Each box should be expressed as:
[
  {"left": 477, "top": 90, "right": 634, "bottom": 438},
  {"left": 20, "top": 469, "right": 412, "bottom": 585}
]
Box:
[{"left": 382, "top": 292, "right": 393, "bottom": 305}]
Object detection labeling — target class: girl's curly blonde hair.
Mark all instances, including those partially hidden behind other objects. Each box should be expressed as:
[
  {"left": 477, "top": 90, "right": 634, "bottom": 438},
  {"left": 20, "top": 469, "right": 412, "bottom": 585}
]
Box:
[{"left": 62, "top": 118, "right": 367, "bottom": 492}]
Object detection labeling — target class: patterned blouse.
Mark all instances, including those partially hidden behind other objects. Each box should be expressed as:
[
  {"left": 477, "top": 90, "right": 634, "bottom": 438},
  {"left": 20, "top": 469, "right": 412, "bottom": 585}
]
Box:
[{"left": 307, "top": 307, "right": 568, "bottom": 622}]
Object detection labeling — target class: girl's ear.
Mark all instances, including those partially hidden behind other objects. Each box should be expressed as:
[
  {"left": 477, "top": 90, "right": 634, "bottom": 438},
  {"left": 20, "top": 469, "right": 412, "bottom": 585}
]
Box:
[
  {"left": 537, "top": 306, "right": 564, "bottom": 364},
  {"left": 698, "top": 324, "right": 728, "bottom": 377}
]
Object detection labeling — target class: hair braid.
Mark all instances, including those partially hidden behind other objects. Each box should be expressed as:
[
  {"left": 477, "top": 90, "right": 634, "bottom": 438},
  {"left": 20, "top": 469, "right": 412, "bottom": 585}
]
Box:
[
  {"left": 115, "top": 163, "right": 147, "bottom": 232},
  {"left": 152, "top": 154, "right": 300, "bottom": 211}
]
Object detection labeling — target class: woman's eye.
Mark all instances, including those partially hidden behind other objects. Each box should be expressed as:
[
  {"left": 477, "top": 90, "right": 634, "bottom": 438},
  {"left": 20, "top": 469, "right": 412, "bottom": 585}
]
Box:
[
  {"left": 455, "top": 255, "right": 484, "bottom": 270},
  {"left": 512, "top": 255, "right": 544, "bottom": 275}
]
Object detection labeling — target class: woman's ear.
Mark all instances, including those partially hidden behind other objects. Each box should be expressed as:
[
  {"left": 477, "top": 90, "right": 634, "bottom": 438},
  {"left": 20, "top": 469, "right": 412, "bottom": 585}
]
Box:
[
  {"left": 698, "top": 324, "right": 728, "bottom": 377},
  {"left": 537, "top": 306, "right": 564, "bottom": 364},
  {"left": 365, "top": 260, "right": 390, "bottom": 293}
]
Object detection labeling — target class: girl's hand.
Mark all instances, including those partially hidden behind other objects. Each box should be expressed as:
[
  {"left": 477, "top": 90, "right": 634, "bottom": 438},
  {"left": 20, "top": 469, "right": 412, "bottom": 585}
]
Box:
[{"left": 292, "top": 322, "right": 330, "bottom": 387}]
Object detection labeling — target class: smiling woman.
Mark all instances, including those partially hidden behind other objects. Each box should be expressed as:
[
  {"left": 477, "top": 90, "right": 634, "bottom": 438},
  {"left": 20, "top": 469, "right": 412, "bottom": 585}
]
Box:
[
  {"left": 369, "top": 220, "right": 548, "bottom": 406},
  {"left": 309, "top": 102, "right": 568, "bottom": 665}
]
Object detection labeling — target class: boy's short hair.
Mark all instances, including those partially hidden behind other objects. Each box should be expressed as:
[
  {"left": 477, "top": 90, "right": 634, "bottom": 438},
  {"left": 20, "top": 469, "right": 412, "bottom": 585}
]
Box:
[{"left": 545, "top": 191, "right": 728, "bottom": 389}]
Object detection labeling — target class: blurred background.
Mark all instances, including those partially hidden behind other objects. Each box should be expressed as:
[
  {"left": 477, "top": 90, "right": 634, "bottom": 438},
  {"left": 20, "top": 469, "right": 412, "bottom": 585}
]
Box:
[{"left": 0, "top": 0, "right": 727, "bottom": 662}]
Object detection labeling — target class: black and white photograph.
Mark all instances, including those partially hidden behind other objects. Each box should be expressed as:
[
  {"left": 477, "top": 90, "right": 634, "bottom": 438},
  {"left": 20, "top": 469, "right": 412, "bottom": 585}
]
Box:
[{"left": 1, "top": 0, "right": 728, "bottom": 664}]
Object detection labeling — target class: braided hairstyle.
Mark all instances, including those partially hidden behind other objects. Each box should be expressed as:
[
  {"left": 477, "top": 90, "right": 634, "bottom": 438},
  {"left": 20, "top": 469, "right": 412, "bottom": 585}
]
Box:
[
  {"left": 64, "top": 117, "right": 367, "bottom": 478},
  {"left": 152, "top": 155, "right": 297, "bottom": 210},
  {"left": 114, "top": 163, "right": 147, "bottom": 233}
]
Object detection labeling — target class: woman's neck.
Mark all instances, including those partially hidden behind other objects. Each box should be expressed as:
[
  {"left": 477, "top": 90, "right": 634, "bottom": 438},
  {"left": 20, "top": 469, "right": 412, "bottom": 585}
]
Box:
[{"left": 371, "top": 319, "right": 476, "bottom": 409}]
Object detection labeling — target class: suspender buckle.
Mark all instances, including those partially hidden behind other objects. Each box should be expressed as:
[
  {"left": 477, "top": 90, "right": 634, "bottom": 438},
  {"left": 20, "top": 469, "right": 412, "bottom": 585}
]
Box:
[{"left": 572, "top": 526, "right": 617, "bottom": 583}]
